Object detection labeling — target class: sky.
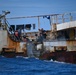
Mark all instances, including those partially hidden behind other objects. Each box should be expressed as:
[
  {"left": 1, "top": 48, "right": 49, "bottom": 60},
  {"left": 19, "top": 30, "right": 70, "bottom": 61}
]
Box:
[{"left": 0, "top": 0, "right": 76, "bottom": 31}]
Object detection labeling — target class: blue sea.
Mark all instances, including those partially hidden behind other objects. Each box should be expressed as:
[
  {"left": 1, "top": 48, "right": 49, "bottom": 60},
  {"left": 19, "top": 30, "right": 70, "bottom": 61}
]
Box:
[{"left": 0, "top": 56, "right": 76, "bottom": 75}]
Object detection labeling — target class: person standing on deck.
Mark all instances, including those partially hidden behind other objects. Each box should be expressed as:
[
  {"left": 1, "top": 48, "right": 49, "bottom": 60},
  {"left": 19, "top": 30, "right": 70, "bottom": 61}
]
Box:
[
  {"left": 37, "top": 33, "right": 44, "bottom": 43},
  {"left": 14, "top": 30, "right": 19, "bottom": 41},
  {"left": 18, "top": 28, "right": 22, "bottom": 40}
]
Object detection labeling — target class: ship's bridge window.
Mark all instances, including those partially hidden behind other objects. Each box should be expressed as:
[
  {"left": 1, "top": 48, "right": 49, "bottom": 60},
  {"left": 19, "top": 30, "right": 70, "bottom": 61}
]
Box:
[
  {"left": 25, "top": 24, "right": 31, "bottom": 30},
  {"left": 16, "top": 24, "right": 24, "bottom": 30}
]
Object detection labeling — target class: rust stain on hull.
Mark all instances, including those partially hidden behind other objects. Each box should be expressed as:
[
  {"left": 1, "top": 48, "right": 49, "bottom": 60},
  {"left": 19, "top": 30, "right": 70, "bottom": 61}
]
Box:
[{"left": 7, "top": 34, "right": 25, "bottom": 53}]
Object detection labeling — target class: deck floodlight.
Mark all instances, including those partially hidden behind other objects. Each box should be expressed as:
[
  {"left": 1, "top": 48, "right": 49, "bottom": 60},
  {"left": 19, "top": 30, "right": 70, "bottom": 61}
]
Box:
[{"left": 2, "top": 10, "right": 10, "bottom": 15}]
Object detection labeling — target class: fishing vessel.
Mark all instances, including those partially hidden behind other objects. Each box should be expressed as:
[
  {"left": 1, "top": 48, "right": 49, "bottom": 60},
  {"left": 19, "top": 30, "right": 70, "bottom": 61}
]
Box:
[{"left": 0, "top": 11, "right": 76, "bottom": 64}]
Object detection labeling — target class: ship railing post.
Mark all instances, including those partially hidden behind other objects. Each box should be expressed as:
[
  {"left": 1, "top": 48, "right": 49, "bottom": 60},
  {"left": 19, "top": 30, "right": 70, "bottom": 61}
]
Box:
[
  {"left": 69, "top": 13, "right": 73, "bottom": 21},
  {"left": 50, "top": 16, "right": 52, "bottom": 30},
  {"left": 62, "top": 14, "right": 64, "bottom": 23},
  {"left": 56, "top": 15, "right": 58, "bottom": 25},
  {"left": 38, "top": 16, "right": 40, "bottom": 29}
]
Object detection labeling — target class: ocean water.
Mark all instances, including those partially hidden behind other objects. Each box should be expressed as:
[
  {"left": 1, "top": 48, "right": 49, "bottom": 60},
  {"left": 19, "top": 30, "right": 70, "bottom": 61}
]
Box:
[{"left": 0, "top": 56, "right": 76, "bottom": 75}]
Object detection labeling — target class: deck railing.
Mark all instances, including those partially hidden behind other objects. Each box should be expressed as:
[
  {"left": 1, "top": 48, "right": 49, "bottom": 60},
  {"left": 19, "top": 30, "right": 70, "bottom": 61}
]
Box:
[{"left": 51, "top": 12, "right": 76, "bottom": 25}]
